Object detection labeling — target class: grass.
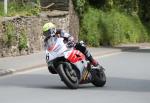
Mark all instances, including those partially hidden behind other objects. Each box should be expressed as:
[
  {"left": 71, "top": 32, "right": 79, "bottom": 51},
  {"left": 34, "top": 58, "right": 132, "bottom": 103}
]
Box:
[{"left": 0, "top": 1, "right": 40, "bottom": 17}]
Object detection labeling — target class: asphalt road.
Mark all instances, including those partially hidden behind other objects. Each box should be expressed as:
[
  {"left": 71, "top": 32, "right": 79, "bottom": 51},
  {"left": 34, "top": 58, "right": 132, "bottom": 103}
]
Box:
[{"left": 0, "top": 49, "right": 150, "bottom": 103}]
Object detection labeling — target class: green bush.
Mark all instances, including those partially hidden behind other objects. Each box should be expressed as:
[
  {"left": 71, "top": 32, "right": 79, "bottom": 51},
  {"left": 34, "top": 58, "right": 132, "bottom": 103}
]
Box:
[
  {"left": 18, "top": 29, "right": 28, "bottom": 51},
  {"left": 3, "top": 22, "right": 16, "bottom": 47},
  {"left": 72, "top": 0, "right": 87, "bottom": 18},
  {"left": 80, "top": 7, "right": 149, "bottom": 46},
  {"left": 99, "top": 9, "right": 148, "bottom": 45},
  {"left": 3, "top": 22, "right": 28, "bottom": 50},
  {"left": 80, "top": 7, "right": 101, "bottom": 46}
]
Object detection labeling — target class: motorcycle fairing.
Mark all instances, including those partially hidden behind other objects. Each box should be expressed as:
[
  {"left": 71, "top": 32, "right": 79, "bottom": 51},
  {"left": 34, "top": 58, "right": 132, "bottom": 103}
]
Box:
[
  {"left": 63, "top": 49, "right": 89, "bottom": 80},
  {"left": 45, "top": 37, "right": 68, "bottom": 63},
  {"left": 64, "top": 49, "right": 85, "bottom": 63}
]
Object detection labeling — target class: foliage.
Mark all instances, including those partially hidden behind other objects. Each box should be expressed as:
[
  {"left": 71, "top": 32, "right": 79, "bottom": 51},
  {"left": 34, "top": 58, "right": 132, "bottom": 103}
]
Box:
[
  {"left": 3, "top": 22, "right": 16, "bottom": 47},
  {"left": 18, "top": 29, "right": 28, "bottom": 51},
  {"left": 88, "top": 0, "right": 105, "bottom": 8},
  {"left": 79, "top": 7, "right": 149, "bottom": 46},
  {"left": 76, "top": 0, "right": 150, "bottom": 46},
  {"left": 139, "top": 0, "right": 150, "bottom": 22},
  {"left": 3, "top": 22, "right": 27, "bottom": 50},
  {"left": 98, "top": 9, "right": 148, "bottom": 45},
  {"left": 72, "top": 0, "right": 87, "bottom": 18},
  {"left": 80, "top": 7, "right": 101, "bottom": 46},
  {"left": 0, "top": 1, "right": 41, "bottom": 16},
  {"left": 88, "top": 0, "right": 139, "bottom": 13}
]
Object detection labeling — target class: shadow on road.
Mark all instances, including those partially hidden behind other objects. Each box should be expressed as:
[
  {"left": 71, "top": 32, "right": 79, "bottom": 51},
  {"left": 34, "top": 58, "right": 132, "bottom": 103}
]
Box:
[
  {"left": 0, "top": 74, "right": 70, "bottom": 90},
  {"left": 0, "top": 74, "right": 150, "bottom": 92},
  {"left": 114, "top": 46, "right": 150, "bottom": 53},
  {"left": 128, "top": 48, "right": 150, "bottom": 53}
]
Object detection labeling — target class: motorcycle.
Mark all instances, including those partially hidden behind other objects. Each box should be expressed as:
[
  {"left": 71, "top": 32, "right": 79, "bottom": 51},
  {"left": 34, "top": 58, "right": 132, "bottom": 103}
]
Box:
[{"left": 45, "top": 36, "right": 106, "bottom": 89}]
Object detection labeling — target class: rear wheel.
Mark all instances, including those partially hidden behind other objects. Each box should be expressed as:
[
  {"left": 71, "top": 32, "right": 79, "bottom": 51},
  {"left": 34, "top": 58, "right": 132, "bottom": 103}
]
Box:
[
  {"left": 57, "top": 62, "right": 79, "bottom": 89},
  {"left": 91, "top": 67, "right": 106, "bottom": 87}
]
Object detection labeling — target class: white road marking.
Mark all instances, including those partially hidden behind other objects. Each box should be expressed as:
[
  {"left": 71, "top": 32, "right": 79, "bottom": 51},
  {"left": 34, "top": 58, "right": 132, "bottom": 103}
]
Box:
[{"left": 95, "top": 52, "right": 124, "bottom": 59}]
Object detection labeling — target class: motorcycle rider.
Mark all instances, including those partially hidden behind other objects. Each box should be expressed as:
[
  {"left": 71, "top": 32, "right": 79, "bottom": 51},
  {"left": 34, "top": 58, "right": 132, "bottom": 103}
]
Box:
[{"left": 43, "top": 22, "right": 100, "bottom": 67}]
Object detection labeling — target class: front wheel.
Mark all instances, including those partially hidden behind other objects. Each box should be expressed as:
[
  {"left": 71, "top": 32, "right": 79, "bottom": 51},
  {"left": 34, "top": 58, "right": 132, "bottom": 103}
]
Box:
[
  {"left": 57, "top": 62, "right": 79, "bottom": 89},
  {"left": 91, "top": 67, "right": 106, "bottom": 87}
]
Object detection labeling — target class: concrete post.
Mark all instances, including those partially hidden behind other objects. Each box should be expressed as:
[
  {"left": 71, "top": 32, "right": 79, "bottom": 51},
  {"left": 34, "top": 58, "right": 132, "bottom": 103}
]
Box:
[{"left": 4, "top": 0, "right": 8, "bottom": 15}]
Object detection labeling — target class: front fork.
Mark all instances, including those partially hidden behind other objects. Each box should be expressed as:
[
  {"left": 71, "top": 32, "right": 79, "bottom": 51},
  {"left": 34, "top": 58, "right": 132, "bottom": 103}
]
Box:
[
  {"left": 80, "top": 62, "right": 105, "bottom": 84},
  {"left": 79, "top": 62, "right": 92, "bottom": 84},
  {"left": 47, "top": 61, "right": 58, "bottom": 74}
]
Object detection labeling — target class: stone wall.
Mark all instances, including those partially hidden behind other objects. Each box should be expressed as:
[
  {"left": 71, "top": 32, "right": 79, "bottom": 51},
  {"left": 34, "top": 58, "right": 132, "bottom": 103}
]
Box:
[
  {"left": 0, "top": 0, "right": 79, "bottom": 57},
  {"left": 0, "top": 13, "right": 69, "bottom": 57},
  {"left": 69, "top": 0, "right": 79, "bottom": 42}
]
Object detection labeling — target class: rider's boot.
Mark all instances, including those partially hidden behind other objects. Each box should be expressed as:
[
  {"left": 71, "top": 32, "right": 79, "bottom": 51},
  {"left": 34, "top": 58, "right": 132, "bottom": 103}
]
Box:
[
  {"left": 74, "top": 42, "right": 104, "bottom": 70},
  {"left": 84, "top": 50, "right": 100, "bottom": 66},
  {"left": 87, "top": 55, "right": 99, "bottom": 66},
  {"left": 85, "top": 52, "right": 104, "bottom": 71}
]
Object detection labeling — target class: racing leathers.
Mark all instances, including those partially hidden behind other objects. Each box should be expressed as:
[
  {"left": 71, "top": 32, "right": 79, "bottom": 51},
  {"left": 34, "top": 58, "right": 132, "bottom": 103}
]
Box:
[{"left": 44, "top": 29, "right": 99, "bottom": 67}]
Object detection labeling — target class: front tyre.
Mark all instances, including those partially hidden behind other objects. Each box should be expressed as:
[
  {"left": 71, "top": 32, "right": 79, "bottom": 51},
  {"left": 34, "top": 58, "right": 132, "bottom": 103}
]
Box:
[
  {"left": 91, "top": 68, "right": 106, "bottom": 87},
  {"left": 48, "top": 66, "right": 57, "bottom": 74},
  {"left": 57, "top": 62, "right": 79, "bottom": 89}
]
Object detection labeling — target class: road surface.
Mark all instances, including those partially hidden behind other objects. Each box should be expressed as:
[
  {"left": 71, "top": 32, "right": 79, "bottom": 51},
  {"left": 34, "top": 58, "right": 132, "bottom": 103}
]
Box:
[{"left": 0, "top": 48, "right": 150, "bottom": 103}]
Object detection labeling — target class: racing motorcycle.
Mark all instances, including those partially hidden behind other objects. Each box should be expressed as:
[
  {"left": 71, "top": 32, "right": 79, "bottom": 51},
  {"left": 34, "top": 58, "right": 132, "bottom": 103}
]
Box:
[{"left": 45, "top": 36, "right": 106, "bottom": 89}]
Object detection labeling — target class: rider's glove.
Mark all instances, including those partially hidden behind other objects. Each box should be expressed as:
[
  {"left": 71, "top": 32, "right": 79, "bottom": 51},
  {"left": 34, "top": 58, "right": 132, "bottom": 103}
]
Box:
[
  {"left": 79, "top": 41, "right": 86, "bottom": 47},
  {"left": 67, "top": 41, "right": 75, "bottom": 48}
]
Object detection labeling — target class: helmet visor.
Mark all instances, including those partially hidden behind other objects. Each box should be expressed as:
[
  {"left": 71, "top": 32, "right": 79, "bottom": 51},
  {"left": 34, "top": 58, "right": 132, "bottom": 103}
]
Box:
[
  {"left": 43, "top": 30, "right": 50, "bottom": 37},
  {"left": 43, "top": 28, "right": 56, "bottom": 37}
]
